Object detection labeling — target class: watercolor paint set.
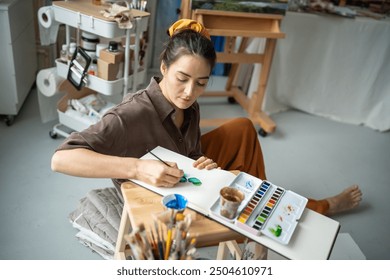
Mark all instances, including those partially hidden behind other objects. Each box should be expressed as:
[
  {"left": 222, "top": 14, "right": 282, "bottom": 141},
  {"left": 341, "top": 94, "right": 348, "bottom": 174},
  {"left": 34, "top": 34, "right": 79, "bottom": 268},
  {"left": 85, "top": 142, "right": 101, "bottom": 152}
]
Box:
[{"left": 209, "top": 172, "right": 308, "bottom": 245}]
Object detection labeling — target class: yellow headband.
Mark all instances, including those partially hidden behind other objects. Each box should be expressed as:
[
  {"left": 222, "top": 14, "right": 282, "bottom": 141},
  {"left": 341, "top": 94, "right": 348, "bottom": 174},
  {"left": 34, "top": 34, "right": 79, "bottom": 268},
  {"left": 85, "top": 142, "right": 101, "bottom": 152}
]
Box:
[{"left": 168, "top": 19, "right": 211, "bottom": 40}]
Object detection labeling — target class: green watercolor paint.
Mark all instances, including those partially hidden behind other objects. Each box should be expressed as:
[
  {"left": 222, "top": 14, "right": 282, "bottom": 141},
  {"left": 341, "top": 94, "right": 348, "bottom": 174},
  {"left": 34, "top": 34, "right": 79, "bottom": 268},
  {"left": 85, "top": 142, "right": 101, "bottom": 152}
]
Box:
[
  {"left": 257, "top": 216, "right": 265, "bottom": 223},
  {"left": 188, "top": 177, "right": 202, "bottom": 186},
  {"left": 269, "top": 225, "right": 282, "bottom": 237}
]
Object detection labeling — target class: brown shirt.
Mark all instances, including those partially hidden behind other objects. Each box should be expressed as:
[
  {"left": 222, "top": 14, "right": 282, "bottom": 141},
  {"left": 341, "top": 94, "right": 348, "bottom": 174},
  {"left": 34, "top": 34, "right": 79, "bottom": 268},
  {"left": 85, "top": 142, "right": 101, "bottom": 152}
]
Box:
[{"left": 56, "top": 77, "right": 203, "bottom": 192}]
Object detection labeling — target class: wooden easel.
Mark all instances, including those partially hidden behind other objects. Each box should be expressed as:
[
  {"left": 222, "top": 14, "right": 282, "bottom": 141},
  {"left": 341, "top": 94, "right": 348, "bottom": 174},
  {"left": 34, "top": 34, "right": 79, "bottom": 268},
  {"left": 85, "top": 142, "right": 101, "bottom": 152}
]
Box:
[{"left": 180, "top": 3, "right": 285, "bottom": 136}]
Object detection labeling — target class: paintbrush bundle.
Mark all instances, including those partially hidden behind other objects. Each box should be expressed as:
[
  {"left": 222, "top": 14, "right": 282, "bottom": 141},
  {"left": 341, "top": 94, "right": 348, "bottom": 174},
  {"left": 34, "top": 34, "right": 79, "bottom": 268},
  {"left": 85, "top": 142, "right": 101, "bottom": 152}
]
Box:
[{"left": 124, "top": 209, "right": 198, "bottom": 260}]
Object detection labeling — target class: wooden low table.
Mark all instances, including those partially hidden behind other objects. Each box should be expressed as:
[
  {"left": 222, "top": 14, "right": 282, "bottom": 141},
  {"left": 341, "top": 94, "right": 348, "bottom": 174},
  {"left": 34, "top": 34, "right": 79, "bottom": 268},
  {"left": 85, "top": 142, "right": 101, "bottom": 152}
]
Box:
[
  {"left": 114, "top": 181, "right": 245, "bottom": 260},
  {"left": 115, "top": 179, "right": 340, "bottom": 260}
]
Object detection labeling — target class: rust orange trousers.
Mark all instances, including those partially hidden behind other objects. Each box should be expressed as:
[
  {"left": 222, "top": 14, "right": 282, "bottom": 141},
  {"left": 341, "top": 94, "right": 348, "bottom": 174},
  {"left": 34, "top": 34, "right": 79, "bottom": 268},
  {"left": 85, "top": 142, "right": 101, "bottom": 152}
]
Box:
[{"left": 201, "top": 117, "right": 329, "bottom": 215}]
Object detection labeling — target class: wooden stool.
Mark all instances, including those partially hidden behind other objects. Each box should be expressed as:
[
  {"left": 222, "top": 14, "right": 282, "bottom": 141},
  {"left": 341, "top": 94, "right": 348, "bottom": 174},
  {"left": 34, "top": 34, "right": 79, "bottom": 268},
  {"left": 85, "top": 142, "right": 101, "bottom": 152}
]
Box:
[
  {"left": 217, "top": 240, "right": 243, "bottom": 260},
  {"left": 217, "top": 240, "right": 268, "bottom": 260},
  {"left": 114, "top": 181, "right": 246, "bottom": 260}
]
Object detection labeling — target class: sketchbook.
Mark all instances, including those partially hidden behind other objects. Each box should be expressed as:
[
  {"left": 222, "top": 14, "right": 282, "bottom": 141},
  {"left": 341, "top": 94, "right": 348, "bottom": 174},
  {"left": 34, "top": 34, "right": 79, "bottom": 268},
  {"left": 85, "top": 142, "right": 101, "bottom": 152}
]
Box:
[{"left": 131, "top": 146, "right": 308, "bottom": 245}]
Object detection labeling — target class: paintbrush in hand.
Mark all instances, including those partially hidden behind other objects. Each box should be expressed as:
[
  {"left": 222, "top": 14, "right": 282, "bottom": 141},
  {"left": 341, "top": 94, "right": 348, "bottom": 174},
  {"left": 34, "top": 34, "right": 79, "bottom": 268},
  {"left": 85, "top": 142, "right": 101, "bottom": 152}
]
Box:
[{"left": 147, "top": 149, "right": 171, "bottom": 166}]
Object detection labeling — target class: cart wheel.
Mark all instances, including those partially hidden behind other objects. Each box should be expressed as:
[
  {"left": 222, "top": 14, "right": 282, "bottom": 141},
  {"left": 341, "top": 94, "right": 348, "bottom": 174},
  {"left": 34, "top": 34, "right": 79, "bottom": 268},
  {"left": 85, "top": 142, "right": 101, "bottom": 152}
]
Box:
[
  {"left": 227, "top": 97, "right": 236, "bottom": 104},
  {"left": 4, "top": 115, "right": 15, "bottom": 126},
  {"left": 49, "top": 130, "right": 58, "bottom": 139},
  {"left": 258, "top": 128, "right": 267, "bottom": 137}
]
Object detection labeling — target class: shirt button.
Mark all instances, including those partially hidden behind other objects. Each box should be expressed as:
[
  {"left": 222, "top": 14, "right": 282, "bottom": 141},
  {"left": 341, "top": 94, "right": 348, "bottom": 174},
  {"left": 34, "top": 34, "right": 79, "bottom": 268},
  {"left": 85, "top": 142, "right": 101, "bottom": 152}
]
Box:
[{"left": 178, "top": 137, "right": 183, "bottom": 143}]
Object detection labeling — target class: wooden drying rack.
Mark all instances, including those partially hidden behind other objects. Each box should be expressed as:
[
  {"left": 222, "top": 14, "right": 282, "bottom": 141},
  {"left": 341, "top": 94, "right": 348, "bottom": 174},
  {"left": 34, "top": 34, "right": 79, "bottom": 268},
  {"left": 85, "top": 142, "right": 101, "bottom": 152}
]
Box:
[{"left": 180, "top": 4, "right": 285, "bottom": 136}]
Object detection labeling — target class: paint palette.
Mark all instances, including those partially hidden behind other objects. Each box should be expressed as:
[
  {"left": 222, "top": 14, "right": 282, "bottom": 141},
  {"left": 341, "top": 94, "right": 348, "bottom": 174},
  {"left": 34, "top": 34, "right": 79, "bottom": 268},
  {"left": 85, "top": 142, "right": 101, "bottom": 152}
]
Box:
[
  {"left": 209, "top": 172, "right": 308, "bottom": 245},
  {"left": 209, "top": 172, "right": 263, "bottom": 223}
]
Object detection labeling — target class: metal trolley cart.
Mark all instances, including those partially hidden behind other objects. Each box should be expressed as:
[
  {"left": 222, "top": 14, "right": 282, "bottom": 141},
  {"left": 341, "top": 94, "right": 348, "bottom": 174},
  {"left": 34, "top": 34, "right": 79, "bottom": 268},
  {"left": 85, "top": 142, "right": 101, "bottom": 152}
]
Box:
[{"left": 44, "top": 1, "right": 149, "bottom": 138}]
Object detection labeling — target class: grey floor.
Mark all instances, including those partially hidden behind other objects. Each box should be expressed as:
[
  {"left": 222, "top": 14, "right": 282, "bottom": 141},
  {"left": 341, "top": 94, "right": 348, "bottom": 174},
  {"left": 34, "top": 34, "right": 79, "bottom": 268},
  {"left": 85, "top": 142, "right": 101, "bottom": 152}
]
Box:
[{"left": 1, "top": 76, "right": 389, "bottom": 260}]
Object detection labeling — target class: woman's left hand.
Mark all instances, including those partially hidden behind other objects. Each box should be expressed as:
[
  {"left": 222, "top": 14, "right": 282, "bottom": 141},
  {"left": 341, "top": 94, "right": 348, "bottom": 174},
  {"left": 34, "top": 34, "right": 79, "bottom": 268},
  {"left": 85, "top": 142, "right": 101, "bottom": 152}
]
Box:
[{"left": 193, "top": 156, "right": 219, "bottom": 170}]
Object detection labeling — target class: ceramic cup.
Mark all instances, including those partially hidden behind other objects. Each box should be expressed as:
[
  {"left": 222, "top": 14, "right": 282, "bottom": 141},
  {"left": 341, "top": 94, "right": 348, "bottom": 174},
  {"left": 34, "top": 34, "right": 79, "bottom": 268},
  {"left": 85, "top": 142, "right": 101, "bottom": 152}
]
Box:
[{"left": 219, "top": 186, "right": 245, "bottom": 219}]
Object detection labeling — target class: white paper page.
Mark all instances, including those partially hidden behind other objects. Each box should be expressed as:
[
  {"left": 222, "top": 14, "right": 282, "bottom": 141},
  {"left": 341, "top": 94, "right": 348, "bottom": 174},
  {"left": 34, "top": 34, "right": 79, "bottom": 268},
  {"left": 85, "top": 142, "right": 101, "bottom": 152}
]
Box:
[{"left": 130, "top": 146, "right": 237, "bottom": 215}]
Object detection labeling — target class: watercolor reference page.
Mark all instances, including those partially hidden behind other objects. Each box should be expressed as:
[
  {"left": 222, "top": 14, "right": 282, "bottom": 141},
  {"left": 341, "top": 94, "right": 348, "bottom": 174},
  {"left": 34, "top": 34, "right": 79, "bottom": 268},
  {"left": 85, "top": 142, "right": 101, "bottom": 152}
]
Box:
[
  {"left": 132, "top": 146, "right": 237, "bottom": 215},
  {"left": 133, "top": 146, "right": 307, "bottom": 245}
]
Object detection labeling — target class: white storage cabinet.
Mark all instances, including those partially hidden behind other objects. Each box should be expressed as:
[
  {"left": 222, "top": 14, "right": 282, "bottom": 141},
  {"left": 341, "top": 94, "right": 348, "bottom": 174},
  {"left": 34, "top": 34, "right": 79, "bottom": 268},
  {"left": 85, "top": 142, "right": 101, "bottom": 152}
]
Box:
[{"left": 0, "top": 0, "right": 37, "bottom": 125}]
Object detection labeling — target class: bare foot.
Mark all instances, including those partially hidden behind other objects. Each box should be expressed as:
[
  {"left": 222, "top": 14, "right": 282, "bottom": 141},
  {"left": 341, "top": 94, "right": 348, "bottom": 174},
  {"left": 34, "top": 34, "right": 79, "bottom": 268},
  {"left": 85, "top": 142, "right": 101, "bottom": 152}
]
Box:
[{"left": 326, "top": 185, "right": 362, "bottom": 216}]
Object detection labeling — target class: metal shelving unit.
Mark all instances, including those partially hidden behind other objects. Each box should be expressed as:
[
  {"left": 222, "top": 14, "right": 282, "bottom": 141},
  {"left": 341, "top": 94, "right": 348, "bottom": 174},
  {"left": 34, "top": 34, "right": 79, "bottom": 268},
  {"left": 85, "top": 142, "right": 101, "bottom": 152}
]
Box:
[{"left": 46, "top": 0, "right": 150, "bottom": 138}]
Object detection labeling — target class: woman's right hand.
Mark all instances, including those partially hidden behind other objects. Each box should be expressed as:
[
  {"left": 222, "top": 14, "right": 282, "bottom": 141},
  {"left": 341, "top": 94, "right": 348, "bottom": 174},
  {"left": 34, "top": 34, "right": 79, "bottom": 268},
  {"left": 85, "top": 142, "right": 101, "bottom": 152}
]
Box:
[{"left": 134, "top": 159, "right": 184, "bottom": 188}]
